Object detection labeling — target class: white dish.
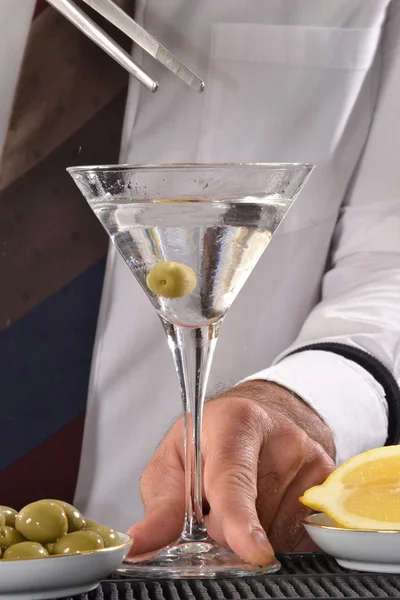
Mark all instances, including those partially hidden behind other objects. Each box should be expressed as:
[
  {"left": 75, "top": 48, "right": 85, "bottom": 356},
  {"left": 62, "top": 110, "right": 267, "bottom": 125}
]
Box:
[
  {"left": 304, "top": 512, "right": 400, "bottom": 573},
  {"left": 0, "top": 532, "right": 132, "bottom": 599}
]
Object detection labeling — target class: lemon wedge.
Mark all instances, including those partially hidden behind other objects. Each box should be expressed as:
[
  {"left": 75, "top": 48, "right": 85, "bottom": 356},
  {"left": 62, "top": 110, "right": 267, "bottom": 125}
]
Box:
[{"left": 300, "top": 445, "right": 400, "bottom": 530}]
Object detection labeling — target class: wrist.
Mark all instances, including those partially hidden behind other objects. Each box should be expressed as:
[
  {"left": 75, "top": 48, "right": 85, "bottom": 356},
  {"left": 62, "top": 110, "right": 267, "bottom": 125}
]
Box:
[{"left": 229, "top": 380, "right": 336, "bottom": 461}]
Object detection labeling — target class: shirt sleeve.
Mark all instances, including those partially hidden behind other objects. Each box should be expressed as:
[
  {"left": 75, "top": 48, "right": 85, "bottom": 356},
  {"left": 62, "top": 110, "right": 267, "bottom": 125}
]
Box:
[{"left": 243, "top": 2, "right": 400, "bottom": 465}]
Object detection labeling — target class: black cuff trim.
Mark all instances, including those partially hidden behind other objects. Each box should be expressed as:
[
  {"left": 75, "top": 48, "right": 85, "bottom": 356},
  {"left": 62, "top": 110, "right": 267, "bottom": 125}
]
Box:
[{"left": 287, "top": 342, "right": 400, "bottom": 446}]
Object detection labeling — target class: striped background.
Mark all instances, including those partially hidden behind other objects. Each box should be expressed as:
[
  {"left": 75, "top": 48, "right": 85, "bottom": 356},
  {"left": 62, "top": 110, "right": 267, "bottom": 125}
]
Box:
[{"left": 0, "top": 2, "right": 131, "bottom": 508}]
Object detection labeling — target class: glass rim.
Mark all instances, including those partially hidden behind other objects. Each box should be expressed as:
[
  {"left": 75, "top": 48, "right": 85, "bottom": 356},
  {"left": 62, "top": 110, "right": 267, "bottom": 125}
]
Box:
[{"left": 67, "top": 161, "right": 314, "bottom": 174}]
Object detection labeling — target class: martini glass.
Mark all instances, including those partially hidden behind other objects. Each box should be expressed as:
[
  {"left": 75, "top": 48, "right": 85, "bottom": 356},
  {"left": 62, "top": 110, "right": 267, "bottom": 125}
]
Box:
[{"left": 68, "top": 163, "right": 313, "bottom": 578}]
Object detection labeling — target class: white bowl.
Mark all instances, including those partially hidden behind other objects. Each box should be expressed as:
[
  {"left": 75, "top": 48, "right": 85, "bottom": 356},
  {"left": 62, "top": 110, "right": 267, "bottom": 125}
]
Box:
[
  {"left": 304, "top": 513, "right": 400, "bottom": 573},
  {"left": 0, "top": 532, "right": 132, "bottom": 599}
]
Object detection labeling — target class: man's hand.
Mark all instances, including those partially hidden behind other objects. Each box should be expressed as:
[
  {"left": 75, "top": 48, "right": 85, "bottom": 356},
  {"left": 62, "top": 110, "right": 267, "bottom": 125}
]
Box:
[{"left": 127, "top": 381, "right": 336, "bottom": 565}]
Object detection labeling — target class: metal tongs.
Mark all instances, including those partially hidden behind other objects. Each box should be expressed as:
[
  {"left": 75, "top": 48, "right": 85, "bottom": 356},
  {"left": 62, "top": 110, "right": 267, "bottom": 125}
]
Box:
[{"left": 46, "top": 0, "right": 205, "bottom": 93}]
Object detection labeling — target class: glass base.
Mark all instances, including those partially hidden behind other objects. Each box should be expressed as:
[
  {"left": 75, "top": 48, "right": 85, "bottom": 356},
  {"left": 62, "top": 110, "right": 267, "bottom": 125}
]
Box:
[{"left": 117, "top": 538, "right": 281, "bottom": 579}]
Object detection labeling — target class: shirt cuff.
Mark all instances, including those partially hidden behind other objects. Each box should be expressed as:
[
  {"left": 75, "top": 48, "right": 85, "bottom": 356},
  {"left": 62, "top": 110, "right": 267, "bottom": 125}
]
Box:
[{"left": 242, "top": 350, "right": 388, "bottom": 465}]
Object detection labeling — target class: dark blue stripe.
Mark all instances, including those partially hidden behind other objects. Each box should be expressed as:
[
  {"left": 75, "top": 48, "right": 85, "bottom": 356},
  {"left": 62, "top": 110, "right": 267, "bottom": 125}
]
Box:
[{"left": 0, "top": 257, "right": 106, "bottom": 469}]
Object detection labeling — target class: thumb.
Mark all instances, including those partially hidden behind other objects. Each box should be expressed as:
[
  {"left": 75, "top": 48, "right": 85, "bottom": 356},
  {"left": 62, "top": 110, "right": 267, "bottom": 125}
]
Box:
[
  {"left": 203, "top": 406, "right": 275, "bottom": 566},
  {"left": 206, "top": 468, "right": 275, "bottom": 566}
]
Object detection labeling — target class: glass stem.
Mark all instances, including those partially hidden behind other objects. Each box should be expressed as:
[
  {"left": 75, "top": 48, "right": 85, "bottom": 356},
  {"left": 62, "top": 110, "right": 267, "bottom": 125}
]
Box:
[{"left": 162, "top": 318, "right": 222, "bottom": 542}]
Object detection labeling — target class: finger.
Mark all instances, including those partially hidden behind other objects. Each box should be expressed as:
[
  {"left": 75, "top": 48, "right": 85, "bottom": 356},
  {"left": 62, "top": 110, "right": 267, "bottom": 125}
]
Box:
[
  {"left": 203, "top": 400, "right": 275, "bottom": 565},
  {"left": 268, "top": 446, "right": 334, "bottom": 552},
  {"left": 128, "top": 430, "right": 185, "bottom": 556},
  {"left": 127, "top": 502, "right": 183, "bottom": 557},
  {"left": 256, "top": 426, "right": 308, "bottom": 533}
]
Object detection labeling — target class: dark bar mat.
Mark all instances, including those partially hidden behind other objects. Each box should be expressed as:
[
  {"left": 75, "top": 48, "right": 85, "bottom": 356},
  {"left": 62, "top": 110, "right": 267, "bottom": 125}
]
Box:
[{"left": 64, "top": 554, "right": 400, "bottom": 600}]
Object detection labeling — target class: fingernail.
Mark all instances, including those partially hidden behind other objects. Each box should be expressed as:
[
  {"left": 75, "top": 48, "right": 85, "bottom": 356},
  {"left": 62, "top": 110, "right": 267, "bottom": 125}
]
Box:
[{"left": 252, "top": 528, "right": 274, "bottom": 559}]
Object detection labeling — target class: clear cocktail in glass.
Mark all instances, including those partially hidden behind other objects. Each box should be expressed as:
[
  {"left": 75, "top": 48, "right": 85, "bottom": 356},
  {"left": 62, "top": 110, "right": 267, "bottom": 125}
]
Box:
[{"left": 68, "top": 163, "right": 313, "bottom": 578}]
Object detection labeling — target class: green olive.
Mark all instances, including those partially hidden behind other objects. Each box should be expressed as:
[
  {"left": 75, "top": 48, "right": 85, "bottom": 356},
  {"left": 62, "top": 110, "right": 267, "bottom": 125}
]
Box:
[
  {"left": 84, "top": 519, "right": 98, "bottom": 529},
  {"left": 52, "top": 530, "right": 104, "bottom": 555},
  {"left": 146, "top": 262, "right": 197, "bottom": 298},
  {"left": 86, "top": 524, "right": 121, "bottom": 548},
  {"left": 43, "top": 542, "right": 54, "bottom": 553},
  {"left": 42, "top": 500, "right": 85, "bottom": 533},
  {"left": 15, "top": 501, "right": 68, "bottom": 544},
  {"left": 3, "top": 542, "right": 48, "bottom": 560},
  {"left": 0, "top": 506, "right": 18, "bottom": 527},
  {"left": 0, "top": 526, "right": 25, "bottom": 549},
  {"left": 0, "top": 513, "right": 5, "bottom": 528}
]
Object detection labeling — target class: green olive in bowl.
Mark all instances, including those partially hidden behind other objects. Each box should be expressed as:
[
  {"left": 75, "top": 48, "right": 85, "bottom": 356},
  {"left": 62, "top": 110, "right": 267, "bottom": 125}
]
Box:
[
  {"left": 42, "top": 500, "right": 85, "bottom": 533},
  {"left": 86, "top": 524, "right": 121, "bottom": 548},
  {"left": 0, "top": 526, "right": 25, "bottom": 549},
  {"left": 84, "top": 519, "right": 98, "bottom": 529},
  {"left": 52, "top": 530, "right": 104, "bottom": 556},
  {"left": 0, "top": 506, "right": 17, "bottom": 527},
  {"left": 15, "top": 501, "right": 68, "bottom": 544},
  {"left": 3, "top": 542, "right": 49, "bottom": 560},
  {"left": 43, "top": 542, "right": 54, "bottom": 553}
]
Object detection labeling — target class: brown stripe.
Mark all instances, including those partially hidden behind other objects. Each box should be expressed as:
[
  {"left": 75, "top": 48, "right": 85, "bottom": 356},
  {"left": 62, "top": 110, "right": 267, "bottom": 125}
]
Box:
[
  {"left": 33, "top": 0, "right": 49, "bottom": 19},
  {"left": 0, "top": 415, "right": 85, "bottom": 510},
  {"left": 0, "top": 91, "right": 126, "bottom": 331}
]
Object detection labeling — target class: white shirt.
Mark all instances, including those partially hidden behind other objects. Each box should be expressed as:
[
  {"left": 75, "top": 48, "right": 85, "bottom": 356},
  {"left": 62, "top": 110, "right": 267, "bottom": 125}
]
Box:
[{"left": 3, "top": 0, "right": 400, "bottom": 532}]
